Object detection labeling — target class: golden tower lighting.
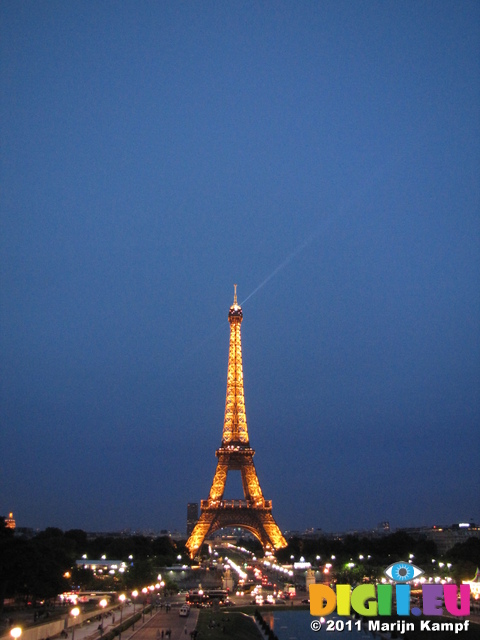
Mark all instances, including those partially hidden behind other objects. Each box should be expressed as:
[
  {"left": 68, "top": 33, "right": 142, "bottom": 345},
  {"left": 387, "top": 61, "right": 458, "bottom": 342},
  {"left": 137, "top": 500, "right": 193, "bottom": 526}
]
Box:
[{"left": 186, "top": 286, "right": 287, "bottom": 558}]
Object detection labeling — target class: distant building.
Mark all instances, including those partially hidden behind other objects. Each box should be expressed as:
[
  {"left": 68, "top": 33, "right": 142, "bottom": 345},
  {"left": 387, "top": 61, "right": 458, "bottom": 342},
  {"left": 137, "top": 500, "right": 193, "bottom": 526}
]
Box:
[
  {"left": 75, "top": 559, "right": 128, "bottom": 575},
  {"left": 401, "top": 522, "right": 480, "bottom": 553},
  {"left": 187, "top": 503, "right": 199, "bottom": 535},
  {"left": 425, "top": 523, "right": 480, "bottom": 553},
  {"left": 5, "top": 512, "right": 16, "bottom": 529}
]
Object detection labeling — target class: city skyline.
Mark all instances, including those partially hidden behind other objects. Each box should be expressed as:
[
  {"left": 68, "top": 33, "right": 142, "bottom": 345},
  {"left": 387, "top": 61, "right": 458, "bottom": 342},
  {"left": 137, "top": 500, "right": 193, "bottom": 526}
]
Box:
[
  {"left": 1, "top": 2, "right": 479, "bottom": 535},
  {"left": 3, "top": 507, "right": 478, "bottom": 538}
]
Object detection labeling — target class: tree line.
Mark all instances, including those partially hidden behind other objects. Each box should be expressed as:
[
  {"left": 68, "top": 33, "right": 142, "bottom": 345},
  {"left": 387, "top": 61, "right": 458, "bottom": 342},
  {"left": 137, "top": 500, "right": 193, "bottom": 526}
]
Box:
[
  {"left": 275, "top": 530, "right": 480, "bottom": 584},
  {"left": 1, "top": 521, "right": 479, "bottom": 616},
  {"left": 0, "top": 522, "right": 183, "bottom": 615}
]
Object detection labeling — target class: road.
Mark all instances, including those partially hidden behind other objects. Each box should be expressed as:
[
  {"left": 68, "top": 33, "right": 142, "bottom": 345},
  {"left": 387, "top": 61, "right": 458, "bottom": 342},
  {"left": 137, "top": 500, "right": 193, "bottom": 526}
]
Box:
[
  {"left": 121, "top": 607, "right": 199, "bottom": 640},
  {"left": 30, "top": 602, "right": 200, "bottom": 640}
]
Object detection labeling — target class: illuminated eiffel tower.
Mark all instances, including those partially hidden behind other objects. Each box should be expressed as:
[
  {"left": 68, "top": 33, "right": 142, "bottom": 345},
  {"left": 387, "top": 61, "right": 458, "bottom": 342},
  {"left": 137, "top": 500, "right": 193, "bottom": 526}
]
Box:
[{"left": 186, "top": 286, "right": 287, "bottom": 558}]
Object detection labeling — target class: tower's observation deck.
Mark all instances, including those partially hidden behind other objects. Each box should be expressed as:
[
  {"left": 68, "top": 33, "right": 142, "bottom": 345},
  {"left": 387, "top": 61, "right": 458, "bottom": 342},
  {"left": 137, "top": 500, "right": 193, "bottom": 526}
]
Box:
[{"left": 185, "top": 286, "right": 287, "bottom": 558}]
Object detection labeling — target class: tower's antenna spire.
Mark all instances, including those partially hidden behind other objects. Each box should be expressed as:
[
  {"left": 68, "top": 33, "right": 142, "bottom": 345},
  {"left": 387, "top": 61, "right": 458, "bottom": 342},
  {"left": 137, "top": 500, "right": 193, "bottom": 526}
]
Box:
[{"left": 234, "top": 284, "right": 237, "bottom": 304}]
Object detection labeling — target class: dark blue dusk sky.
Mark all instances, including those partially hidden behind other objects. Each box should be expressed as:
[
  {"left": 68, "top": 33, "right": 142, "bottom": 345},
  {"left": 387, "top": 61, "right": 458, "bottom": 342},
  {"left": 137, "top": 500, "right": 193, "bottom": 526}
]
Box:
[{"left": 1, "top": 1, "right": 479, "bottom": 536}]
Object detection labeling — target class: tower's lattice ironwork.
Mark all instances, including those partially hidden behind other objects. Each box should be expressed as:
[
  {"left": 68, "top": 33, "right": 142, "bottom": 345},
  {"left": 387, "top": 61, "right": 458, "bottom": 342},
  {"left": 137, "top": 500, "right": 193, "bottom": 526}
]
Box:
[{"left": 186, "top": 287, "right": 287, "bottom": 558}]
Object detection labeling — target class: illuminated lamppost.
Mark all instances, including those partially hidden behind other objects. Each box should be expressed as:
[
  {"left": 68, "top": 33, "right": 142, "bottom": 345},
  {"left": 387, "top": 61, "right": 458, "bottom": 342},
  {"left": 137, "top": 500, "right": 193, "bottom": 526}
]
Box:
[
  {"left": 10, "top": 628, "right": 22, "bottom": 640},
  {"left": 142, "top": 588, "right": 148, "bottom": 623},
  {"left": 157, "top": 575, "right": 163, "bottom": 605},
  {"left": 70, "top": 607, "right": 80, "bottom": 640},
  {"left": 160, "top": 580, "right": 165, "bottom": 603},
  {"left": 118, "top": 594, "right": 126, "bottom": 640},
  {"left": 132, "top": 590, "right": 138, "bottom": 630},
  {"left": 148, "top": 586, "right": 155, "bottom": 616},
  {"left": 99, "top": 599, "right": 107, "bottom": 636}
]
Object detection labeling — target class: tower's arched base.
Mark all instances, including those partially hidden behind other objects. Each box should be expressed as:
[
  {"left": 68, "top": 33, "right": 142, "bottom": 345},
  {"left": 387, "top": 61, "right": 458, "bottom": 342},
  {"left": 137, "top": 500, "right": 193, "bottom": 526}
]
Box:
[{"left": 186, "top": 502, "right": 287, "bottom": 558}]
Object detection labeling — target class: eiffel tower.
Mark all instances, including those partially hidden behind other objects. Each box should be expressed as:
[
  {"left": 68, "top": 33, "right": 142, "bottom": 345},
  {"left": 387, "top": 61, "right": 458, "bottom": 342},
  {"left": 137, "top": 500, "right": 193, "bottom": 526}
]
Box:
[{"left": 186, "top": 286, "right": 287, "bottom": 558}]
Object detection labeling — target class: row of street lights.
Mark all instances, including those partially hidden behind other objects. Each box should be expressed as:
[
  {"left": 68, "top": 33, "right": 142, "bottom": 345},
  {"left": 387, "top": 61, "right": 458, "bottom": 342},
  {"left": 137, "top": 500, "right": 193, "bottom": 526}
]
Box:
[
  {"left": 68, "top": 594, "right": 122, "bottom": 640},
  {"left": 10, "top": 580, "right": 165, "bottom": 640}
]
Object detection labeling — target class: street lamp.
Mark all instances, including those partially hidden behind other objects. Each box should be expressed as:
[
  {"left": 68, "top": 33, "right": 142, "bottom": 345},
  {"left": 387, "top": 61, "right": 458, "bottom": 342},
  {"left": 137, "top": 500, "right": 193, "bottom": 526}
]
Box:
[
  {"left": 118, "top": 594, "right": 126, "bottom": 640},
  {"left": 10, "top": 628, "right": 22, "bottom": 640},
  {"left": 131, "top": 590, "right": 138, "bottom": 630},
  {"left": 148, "top": 586, "right": 155, "bottom": 616},
  {"left": 156, "top": 575, "right": 165, "bottom": 604},
  {"left": 70, "top": 607, "right": 80, "bottom": 640},
  {"left": 99, "top": 599, "right": 107, "bottom": 636},
  {"left": 142, "top": 588, "right": 148, "bottom": 623}
]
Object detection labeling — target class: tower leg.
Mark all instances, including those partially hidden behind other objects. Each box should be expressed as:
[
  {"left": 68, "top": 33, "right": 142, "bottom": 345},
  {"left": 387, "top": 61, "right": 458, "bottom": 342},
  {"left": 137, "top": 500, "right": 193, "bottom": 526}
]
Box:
[
  {"left": 185, "top": 512, "right": 216, "bottom": 558},
  {"left": 208, "top": 462, "right": 228, "bottom": 502}
]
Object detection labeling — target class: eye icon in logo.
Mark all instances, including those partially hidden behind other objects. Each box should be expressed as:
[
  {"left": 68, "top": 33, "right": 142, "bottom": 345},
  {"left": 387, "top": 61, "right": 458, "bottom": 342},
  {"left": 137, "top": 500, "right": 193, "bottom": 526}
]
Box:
[{"left": 384, "top": 562, "right": 424, "bottom": 582}]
